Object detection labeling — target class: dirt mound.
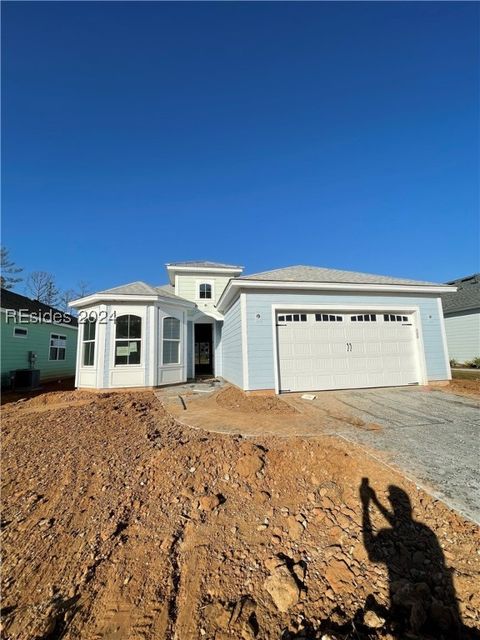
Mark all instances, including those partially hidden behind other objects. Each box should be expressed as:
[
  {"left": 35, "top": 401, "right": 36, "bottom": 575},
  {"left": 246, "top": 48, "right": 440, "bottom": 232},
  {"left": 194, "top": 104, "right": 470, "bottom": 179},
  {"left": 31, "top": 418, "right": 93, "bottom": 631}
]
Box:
[
  {"left": 22, "top": 389, "right": 99, "bottom": 406},
  {"left": 1, "top": 389, "right": 479, "bottom": 639},
  {"left": 446, "top": 378, "right": 480, "bottom": 398},
  {"left": 215, "top": 385, "right": 297, "bottom": 414}
]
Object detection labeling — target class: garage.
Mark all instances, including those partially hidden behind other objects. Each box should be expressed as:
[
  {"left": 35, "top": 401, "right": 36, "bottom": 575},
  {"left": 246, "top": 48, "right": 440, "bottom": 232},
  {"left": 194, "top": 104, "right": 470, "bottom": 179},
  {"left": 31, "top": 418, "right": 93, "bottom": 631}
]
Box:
[{"left": 276, "top": 310, "right": 422, "bottom": 392}]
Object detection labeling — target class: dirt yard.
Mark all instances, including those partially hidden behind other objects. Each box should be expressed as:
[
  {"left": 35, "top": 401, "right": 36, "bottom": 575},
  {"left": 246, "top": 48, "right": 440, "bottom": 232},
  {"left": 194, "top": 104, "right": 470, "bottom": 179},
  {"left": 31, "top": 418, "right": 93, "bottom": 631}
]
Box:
[{"left": 1, "top": 388, "right": 479, "bottom": 639}]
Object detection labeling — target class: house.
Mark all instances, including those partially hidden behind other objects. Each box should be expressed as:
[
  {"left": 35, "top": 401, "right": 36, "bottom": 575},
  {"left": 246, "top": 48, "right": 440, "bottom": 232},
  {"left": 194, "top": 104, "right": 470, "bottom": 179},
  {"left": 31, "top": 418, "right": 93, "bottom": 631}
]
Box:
[
  {"left": 69, "top": 261, "right": 455, "bottom": 394},
  {"left": 1, "top": 288, "right": 78, "bottom": 388},
  {"left": 441, "top": 274, "right": 480, "bottom": 364}
]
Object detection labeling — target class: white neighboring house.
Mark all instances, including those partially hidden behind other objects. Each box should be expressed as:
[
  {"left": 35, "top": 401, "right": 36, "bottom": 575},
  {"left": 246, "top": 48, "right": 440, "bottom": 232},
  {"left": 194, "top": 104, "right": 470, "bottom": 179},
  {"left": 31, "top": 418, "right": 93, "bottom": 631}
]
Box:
[
  {"left": 70, "top": 261, "right": 455, "bottom": 393},
  {"left": 441, "top": 274, "right": 480, "bottom": 364}
]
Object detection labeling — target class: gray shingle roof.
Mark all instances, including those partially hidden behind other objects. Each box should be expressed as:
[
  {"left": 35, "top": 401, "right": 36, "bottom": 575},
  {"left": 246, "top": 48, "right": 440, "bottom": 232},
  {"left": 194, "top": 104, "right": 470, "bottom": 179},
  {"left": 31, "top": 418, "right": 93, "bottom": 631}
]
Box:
[
  {"left": 154, "top": 283, "right": 190, "bottom": 302},
  {"left": 97, "top": 281, "right": 193, "bottom": 304},
  {"left": 98, "top": 281, "right": 159, "bottom": 296},
  {"left": 166, "top": 261, "right": 243, "bottom": 269},
  {"left": 239, "top": 265, "right": 442, "bottom": 286},
  {"left": 441, "top": 274, "right": 480, "bottom": 313},
  {"left": 1, "top": 288, "right": 78, "bottom": 326}
]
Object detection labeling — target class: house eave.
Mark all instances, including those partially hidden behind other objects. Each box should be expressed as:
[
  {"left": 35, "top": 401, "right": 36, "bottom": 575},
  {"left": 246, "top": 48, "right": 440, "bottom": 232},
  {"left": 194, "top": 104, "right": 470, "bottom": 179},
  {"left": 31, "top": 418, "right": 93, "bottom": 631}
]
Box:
[
  {"left": 217, "top": 280, "right": 457, "bottom": 313},
  {"left": 166, "top": 264, "right": 244, "bottom": 284},
  {"left": 69, "top": 293, "right": 195, "bottom": 309}
]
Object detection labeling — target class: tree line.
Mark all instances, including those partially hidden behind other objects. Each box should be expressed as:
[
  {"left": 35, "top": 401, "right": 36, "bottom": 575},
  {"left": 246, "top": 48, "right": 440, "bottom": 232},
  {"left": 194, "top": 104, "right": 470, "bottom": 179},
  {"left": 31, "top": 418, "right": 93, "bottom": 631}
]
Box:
[{"left": 0, "top": 247, "right": 90, "bottom": 313}]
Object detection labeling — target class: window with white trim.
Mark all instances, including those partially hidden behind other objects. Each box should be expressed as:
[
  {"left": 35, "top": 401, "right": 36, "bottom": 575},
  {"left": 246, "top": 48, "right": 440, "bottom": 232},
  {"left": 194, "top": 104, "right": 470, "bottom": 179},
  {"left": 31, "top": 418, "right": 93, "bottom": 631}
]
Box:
[
  {"left": 351, "top": 314, "right": 377, "bottom": 322},
  {"left": 14, "top": 327, "right": 28, "bottom": 338},
  {"left": 198, "top": 283, "right": 212, "bottom": 299},
  {"left": 315, "top": 314, "right": 343, "bottom": 322},
  {"left": 163, "top": 317, "right": 181, "bottom": 364},
  {"left": 114, "top": 315, "right": 141, "bottom": 365},
  {"left": 82, "top": 319, "right": 96, "bottom": 366},
  {"left": 384, "top": 314, "right": 408, "bottom": 322},
  {"left": 278, "top": 314, "right": 307, "bottom": 322},
  {"left": 49, "top": 333, "right": 67, "bottom": 360}
]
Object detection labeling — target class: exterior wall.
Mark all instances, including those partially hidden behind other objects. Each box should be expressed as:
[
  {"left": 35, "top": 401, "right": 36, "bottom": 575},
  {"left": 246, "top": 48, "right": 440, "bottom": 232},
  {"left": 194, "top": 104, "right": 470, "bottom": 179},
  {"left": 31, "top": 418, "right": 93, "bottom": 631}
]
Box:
[
  {"left": 175, "top": 271, "right": 232, "bottom": 315},
  {"left": 214, "top": 321, "right": 223, "bottom": 377},
  {"left": 76, "top": 301, "right": 188, "bottom": 389},
  {"left": 1, "top": 312, "right": 77, "bottom": 387},
  {"left": 242, "top": 290, "right": 450, "bottom": 391},
  {"left": 444, "top": 309, "right": 480, "bottom": 363},
  {"left": 187, "top": 321, "right": 194, "bottom": 379},
  {"left": 221, "top": 297, "right": 243, "bottom": 388}
]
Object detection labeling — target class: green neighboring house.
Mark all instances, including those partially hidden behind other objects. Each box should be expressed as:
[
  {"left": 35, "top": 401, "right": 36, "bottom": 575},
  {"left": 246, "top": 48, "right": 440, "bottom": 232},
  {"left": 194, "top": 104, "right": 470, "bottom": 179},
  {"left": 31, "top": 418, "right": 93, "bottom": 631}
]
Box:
[{"left": 1, "top": 288, "right": 78, "bottom": 388}]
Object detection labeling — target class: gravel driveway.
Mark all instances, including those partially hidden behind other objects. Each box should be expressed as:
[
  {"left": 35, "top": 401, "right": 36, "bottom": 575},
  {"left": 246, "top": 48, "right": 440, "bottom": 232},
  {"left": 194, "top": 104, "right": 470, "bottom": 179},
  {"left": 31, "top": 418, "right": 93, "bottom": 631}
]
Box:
[{"left": 326, "top": 387, "right": 480, "bottom": 524}]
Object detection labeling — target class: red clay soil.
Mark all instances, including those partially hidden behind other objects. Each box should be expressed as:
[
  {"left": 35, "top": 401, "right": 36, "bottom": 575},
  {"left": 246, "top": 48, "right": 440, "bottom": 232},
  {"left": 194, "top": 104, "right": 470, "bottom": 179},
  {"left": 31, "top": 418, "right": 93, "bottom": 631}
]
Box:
[
  {"left": 1, "top": 390, "right": 479, "bottom": 639},
  {"left": 215, "top": 385, "right": 297, "bottom": 414},
  {"left": 443, "top": 378, "right": 480, "bottom": 398}
]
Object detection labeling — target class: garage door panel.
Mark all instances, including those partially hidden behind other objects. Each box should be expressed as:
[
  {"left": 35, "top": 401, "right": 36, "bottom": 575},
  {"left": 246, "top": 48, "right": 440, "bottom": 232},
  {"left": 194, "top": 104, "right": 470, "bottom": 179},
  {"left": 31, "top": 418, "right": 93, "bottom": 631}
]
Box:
[
  {"left": 311, "top": 343, "right": 333, "bottom": 356},
  {"left": 331, "top": 342, "right": 348, "bottom": 355},
  {"left": 277, "top": 310, "right": 421, "bottom": 392},
  {"left": 381, "top": 342, "right": 399, "bottom": 354}
]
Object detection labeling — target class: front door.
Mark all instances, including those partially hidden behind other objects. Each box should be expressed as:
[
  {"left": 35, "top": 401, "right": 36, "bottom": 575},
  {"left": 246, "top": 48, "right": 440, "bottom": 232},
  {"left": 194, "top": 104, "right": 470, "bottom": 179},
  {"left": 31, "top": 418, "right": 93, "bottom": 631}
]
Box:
[{"left": 194, "top": 323, "right": 213, "bottom": 376}]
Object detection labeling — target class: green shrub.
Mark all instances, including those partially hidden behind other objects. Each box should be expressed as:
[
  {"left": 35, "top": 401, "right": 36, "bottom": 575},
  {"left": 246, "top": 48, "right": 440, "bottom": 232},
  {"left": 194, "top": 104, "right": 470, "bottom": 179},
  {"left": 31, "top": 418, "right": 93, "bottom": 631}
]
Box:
[
  {"left": 449, "top": 359, "right": 458, "bottom": 368},
  {"left": 466, "top": 357, "right": 480, "bottom": 369}
]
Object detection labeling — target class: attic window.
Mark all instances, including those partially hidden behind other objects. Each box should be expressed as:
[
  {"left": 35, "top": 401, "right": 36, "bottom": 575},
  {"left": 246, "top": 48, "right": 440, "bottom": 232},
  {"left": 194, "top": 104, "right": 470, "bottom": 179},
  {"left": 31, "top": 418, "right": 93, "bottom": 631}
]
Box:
[{"left": 199, "top": 283, "right": 212, "bottom": 299}]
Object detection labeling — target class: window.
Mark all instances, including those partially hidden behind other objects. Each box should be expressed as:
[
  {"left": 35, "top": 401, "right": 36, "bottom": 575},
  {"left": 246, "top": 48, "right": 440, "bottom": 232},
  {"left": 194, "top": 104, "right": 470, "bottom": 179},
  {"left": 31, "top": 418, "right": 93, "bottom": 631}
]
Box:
[
  {"left": 384, "top": 314, "right": 408, "bottom": 322},
  {"left": 49, "top": 334, "right": 67, "bottom": 360},
  {"left": 82, "top": 319, "right": 96, "bottom": 366},
  {"left": 13, "top": 327, "right": 28, "bottom": 338},
  {"left": 278, "top": 314, "right": 307, "bottom": 322},
  {"left": 199, "top": 283, "right": 212, "bottom": 299},
  {"left": 351, "top": 314, "right": 376, "bottom": 322},
  {"left": 114, "top": 315, "right": 141, "bottom": 365},
  {"left": 315, "top": 314, "right": 343, "bottom": 322},
  {"left": 163, "top": 317, "right": 180, "bottom": 364}
]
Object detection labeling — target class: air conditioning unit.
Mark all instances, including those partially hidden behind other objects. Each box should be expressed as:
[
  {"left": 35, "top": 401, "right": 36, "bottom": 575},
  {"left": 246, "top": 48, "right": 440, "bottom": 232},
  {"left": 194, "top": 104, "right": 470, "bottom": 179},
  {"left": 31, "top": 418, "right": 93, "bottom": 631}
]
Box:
[{"left": 12, "top": 369, "right": 40, "bottom": 391}]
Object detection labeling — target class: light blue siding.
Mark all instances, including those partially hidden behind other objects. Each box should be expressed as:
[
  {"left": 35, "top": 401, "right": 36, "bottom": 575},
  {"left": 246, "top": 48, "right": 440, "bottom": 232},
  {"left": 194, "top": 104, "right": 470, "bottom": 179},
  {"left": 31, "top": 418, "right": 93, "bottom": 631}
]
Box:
[
  {"left": 187, "top": 321, "right": 194, "bottom": 378},
  {"left": 444, "top": 310, "right": 480, "bottom": 363},
  {"left": 221, "top": 297, "right": 243, "bottom": 388},
  {"left": 244, "top": 291, "right": 449, "bottom": 390}
]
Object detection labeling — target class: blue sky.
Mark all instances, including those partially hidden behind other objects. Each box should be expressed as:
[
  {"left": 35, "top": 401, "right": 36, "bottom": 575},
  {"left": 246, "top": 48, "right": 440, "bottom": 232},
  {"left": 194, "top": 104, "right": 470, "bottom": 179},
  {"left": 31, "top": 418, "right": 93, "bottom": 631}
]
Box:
[{"left": 2, "top": 1, "right": 479, "bottom": 293}]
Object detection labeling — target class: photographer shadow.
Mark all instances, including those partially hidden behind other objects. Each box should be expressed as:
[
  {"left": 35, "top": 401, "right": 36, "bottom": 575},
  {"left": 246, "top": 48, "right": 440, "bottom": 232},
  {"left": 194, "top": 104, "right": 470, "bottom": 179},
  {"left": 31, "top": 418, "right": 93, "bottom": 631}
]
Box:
[{"left": 360, "top": 478, "right": 479, "bottom": 639}]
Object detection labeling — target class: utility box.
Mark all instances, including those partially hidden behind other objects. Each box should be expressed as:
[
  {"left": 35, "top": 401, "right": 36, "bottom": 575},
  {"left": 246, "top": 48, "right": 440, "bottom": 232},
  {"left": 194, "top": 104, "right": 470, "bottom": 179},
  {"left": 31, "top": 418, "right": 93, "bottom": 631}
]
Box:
[{"left": 12, "top": 369, "right": 41, "bottom": 391}]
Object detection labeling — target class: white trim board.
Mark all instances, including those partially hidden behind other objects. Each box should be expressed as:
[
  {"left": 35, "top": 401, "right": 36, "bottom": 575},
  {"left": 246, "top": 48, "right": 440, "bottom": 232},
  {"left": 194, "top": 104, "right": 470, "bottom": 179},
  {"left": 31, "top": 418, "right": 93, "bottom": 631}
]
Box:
[
  {"left": 437, "top": 297, "right": 452, "bottom": 380},
  {"left": 70, "top": 293, "right": 195, "bottom": 309},
  {"left": 217, "top": 280, "right": 456, "bottom": 313},
  {"left": 241, "top": 293, "right": 250, "bottom": 390},
  {"left": 270, "top": 303, "right": 428, "bottom": 394}
]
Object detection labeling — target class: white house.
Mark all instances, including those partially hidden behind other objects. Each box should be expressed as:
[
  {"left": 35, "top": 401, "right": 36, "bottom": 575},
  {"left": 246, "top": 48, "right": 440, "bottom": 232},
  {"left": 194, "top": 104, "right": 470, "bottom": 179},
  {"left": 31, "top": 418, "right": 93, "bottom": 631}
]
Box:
[
  {"left": 441, "top": 274, "right": 480, "bottom": 364},
  {"left": 70, "top": 261, "right": 455, "bottom": 394}
]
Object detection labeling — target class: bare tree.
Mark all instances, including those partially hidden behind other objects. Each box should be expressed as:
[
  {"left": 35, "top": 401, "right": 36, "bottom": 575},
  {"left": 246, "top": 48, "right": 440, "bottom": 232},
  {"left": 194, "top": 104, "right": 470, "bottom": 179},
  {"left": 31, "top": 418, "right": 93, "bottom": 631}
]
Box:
[
  {"left": 58, "top": 288, "right": 76, "bottom": 312},
  {"left": 75, "top": 280, "right": 91, "bottom": 298},
  {"left": 26, "top": 271, "right": 60, "bottom": 306},
  {"left": 1, "top": 246, "right": 23, "bottom": 289}
]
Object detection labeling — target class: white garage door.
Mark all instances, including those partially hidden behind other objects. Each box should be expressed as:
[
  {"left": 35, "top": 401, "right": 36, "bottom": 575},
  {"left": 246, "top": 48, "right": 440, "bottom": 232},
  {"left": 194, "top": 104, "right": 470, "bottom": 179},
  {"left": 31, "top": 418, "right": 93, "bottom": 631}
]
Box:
[{"left": 277, "top": 311, "right": 421, "bottom": 392}]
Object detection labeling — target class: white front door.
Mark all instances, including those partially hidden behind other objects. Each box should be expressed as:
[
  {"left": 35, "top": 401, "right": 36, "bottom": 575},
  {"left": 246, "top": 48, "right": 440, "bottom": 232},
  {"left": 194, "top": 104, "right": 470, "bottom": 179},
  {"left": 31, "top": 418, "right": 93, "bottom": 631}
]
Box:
[{"left": 277, "top": 311, "right": 421, "bottom": 392}]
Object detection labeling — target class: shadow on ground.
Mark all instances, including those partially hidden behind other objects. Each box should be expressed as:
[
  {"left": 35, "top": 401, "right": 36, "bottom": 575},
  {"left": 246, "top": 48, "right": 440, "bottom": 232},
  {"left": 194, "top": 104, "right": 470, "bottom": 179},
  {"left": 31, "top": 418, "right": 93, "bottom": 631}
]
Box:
[{"left": 282, "top": 479, "right": 480, "bottom": 640}]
